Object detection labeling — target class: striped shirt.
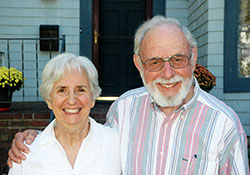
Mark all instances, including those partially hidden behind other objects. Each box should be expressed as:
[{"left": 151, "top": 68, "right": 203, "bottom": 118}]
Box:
[{"left": 106, "top": 78, "right": 249, "bottom": 175}]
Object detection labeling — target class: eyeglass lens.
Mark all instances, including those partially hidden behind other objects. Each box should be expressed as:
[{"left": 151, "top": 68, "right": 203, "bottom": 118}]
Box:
[{"left": 145, "top": 55, "right": 189, "bottom": 71}]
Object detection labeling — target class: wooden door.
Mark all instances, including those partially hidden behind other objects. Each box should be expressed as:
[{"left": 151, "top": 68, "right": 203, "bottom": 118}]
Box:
[{"left": 93, "top": 0, "right": 152, "bottom": 96}]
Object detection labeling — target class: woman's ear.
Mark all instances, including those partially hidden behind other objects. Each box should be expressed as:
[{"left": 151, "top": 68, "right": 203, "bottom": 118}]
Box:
[
  {"left": 91, "top": 100, "right": 95, "bottom": 108},
  {"left": 133, "top": 54, "right": 142, "bottom": 72},
  {"left": 46, "top": 99, "right": 52, "bottom": 110}
]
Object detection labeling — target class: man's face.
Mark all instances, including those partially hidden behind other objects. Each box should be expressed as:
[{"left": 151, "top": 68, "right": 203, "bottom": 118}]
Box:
[{"left": 134, "top": 25, "right": 197, "bottom": 107}]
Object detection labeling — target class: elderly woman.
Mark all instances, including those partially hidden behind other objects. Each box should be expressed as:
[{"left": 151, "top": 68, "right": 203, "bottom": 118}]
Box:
[{"left": 8, "top": 53, "right": 121, "bottom": 175}]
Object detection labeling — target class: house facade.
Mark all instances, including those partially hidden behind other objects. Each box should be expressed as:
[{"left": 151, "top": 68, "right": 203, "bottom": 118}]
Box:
[{"left": 0, "top": 0, "right": 249, "bottom": 135}]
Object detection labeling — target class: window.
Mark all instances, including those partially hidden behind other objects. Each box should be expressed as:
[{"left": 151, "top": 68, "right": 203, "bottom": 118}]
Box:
[{"left": 224, "top": 0, "right": 250, "bottom": 92}]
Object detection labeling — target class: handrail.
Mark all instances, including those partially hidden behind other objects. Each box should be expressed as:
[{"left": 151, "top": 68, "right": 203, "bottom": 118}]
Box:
[{"left": 0, "top": 36, "right": 66, "bottom": 103}]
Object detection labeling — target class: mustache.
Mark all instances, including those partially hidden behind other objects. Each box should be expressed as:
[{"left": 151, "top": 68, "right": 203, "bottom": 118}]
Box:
[{"left": 152, "top": 75, "right": 184, "bottom": 84}]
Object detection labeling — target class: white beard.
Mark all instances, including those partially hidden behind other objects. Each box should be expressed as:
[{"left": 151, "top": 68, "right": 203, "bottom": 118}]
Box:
[{"left": 140, "top": 72, "right": 193, "bottom": 107}]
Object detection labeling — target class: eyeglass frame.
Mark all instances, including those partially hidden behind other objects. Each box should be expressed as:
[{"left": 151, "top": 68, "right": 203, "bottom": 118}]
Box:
[{"left": 138, "top": 52, "right": 193, "bottom": 72}]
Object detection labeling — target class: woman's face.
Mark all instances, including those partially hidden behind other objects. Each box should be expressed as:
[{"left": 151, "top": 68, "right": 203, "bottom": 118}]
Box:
[{"left": 46, "top": 69, "right": 95, "bottom": 127}]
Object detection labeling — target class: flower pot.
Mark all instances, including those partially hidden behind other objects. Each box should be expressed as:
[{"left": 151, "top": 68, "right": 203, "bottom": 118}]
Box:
[{"left": 0, "top": 89, "right": 13, "bottom": 111}]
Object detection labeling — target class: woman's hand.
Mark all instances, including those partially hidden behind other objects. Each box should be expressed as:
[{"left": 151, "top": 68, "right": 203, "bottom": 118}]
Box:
[{"left": 7, "top": 129, "right": 39, "bottom": 168}]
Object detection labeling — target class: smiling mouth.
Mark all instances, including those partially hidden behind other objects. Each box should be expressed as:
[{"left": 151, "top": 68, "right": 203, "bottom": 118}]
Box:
[
  {"left": 63, "top": 108, "right": 81, "bottom": 113},
  {"left": 159, "top": 82, "right": 178, "bottom": 88}
]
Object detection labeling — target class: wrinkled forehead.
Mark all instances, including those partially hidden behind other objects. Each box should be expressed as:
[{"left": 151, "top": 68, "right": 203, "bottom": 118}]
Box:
[
  {"left": 140, "top": 25, "right": 190, "bottom": 57},
  {"left": 143, "top": 24, "right": 187, "bottom": 44}
]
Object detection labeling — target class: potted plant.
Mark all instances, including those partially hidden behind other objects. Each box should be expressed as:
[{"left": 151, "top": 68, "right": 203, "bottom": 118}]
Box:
[
  {"left": 0, "top": 67, "right": 25, "bottom": 111},
  {"left": 194, "top": 64, "right": 216, "bottom": 92}
]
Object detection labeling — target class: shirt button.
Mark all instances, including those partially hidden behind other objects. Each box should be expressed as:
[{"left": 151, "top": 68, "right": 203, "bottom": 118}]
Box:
[{"left": 160, "top": 151, "right": 164, "bottom": 156}]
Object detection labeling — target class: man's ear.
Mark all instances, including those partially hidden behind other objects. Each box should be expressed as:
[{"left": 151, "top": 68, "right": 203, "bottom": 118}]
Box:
[
  {"left": 91, "top": 100, "right": 95, "bottom": 108},
  {"left": 133, "top": 54, "right": 142, "bottom": 72},
  {"left": 191, "top": 46, "right": 198, "bottom": 72}
]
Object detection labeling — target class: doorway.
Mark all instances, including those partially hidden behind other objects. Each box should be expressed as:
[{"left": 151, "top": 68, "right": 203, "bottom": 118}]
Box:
[{"left": 92, "top": 0, "right": 152, "bottom": 96}]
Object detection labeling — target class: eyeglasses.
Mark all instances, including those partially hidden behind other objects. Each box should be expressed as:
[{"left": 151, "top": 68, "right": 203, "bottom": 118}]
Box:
[{"left": 139, "top": 54, "right": 192, "bottom": 72}]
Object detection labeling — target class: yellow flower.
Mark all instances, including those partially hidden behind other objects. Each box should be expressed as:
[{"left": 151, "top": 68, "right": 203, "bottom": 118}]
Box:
[{"left": 0, "top": 67, "right": 25, "bottom": 91}]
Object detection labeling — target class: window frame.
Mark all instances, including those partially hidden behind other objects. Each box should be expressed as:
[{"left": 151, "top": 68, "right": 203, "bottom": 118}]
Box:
[{"left": 224, "top": 0, "right": 250, "bottom": 92}]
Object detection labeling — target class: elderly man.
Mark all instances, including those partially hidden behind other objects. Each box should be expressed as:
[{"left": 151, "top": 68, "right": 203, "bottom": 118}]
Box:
[
  {"left": 8, "top": 16, "right": 249, "bottom": 174},
  {"left": 105, "top": 16, "right": 249, "bottom": 174}
]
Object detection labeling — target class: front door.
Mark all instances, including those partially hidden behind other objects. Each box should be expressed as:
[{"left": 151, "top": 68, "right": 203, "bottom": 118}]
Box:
[{"left": 93, "top": 0, "right": 152, "bottom": 96}]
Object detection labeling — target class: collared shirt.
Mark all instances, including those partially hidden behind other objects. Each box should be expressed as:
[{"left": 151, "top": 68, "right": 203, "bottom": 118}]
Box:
[
  {"left": 106, "top": 77, "right": 249, "bottom": 175},
  {"left": 8, "top": 118, "right": 121, "bottom": 175}
]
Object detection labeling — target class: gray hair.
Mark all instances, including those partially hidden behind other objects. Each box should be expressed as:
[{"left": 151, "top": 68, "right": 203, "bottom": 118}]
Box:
[
  {"left": 134, "top": 15, "right": 197, "bottom": 56},
  {"left": 40, "top": 53, "right": 101, "bottom": 101}
]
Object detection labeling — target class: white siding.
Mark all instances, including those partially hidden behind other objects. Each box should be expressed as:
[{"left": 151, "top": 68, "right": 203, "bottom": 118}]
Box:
[
  {"left": 166, "top": 0, "right": 188, "bottom": 26},
  {"left": 0, "top": 0, "right": 80, "bottom": 101},
  {"left": 187, "top": 0, "right": 208, "bottom": 65}
]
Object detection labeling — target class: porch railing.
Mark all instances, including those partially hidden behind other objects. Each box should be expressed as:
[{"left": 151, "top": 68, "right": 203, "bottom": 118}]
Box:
[{"left": 0, "top": 36, "right": 66, "bottom": 103}]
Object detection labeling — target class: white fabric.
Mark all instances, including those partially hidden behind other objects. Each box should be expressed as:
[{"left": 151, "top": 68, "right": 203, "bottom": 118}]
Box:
[{"left": 8, "top": 117, "right": 121, "bottom": 175}]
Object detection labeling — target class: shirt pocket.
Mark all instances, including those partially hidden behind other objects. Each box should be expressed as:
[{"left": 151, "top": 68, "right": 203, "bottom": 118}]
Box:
[
  {"left": 181, "top": 155, "right": 218, "bottom": 175},
  {"left": 181, "top": 155, "right": 198, "bottom": 174}
]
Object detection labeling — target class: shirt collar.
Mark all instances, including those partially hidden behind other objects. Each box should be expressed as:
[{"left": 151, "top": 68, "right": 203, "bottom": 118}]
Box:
[
  {"left": 32, "top": 119, "right": 56, "bottom": 147},
  {"left": 181, "top": 76, "right": 200, "bottom": 111},
  {"left": 84, "top": 117, "right": 103, "bottom": 147},
  {"left": 33, "top": 117, "right": 102, "bottom": 148}
]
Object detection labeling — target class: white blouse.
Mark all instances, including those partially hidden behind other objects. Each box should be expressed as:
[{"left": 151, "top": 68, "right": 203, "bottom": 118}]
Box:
[{"left": 8, "top": 118, "right": 121, "bottom": 175}]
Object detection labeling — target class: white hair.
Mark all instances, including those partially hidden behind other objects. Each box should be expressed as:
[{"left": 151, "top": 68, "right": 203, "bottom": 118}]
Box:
[
  {"left": 134, "top": 15, "right": 197, "bottom": 60},
  {"left": 40, "top": 53, "right": 101, "bottom": 101}
]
